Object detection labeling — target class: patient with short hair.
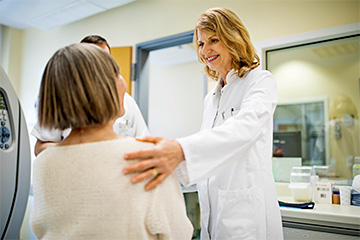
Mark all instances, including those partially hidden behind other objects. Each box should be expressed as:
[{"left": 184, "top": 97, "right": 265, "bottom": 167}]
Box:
[{"left": 30, "top": 43, "right": 193, "bottom": 239}]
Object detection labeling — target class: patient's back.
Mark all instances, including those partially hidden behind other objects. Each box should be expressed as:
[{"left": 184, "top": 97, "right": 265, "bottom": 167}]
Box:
[{"left": 31, "top": 138, "right": 193, "bottom": 240}]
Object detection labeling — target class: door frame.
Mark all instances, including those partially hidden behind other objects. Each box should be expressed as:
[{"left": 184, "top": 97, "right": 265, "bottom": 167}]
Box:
[{"left": 134, "top": 30, "right": 194, "bottom": 123}]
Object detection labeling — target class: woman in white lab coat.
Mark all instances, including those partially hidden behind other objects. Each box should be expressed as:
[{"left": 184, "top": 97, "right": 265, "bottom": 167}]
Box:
[{"left": 123, "top": 7, "right": 283, "bottom": 240}]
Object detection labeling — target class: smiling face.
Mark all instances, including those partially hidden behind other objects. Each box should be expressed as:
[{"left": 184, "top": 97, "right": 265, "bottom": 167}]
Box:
[{"left": 197, "top": 29, "right": 233, "bottom": 81}]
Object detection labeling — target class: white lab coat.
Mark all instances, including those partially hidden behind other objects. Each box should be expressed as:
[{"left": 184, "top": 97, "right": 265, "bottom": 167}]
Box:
[
  {"left": 177, "top": 68, "right": 283, "bottom": 240},
  {"left": 31, "top": 93, "right": 150, "bottom": 141},
  {"left": 113, "top": 93, "right": 150, "bottom": 137}
]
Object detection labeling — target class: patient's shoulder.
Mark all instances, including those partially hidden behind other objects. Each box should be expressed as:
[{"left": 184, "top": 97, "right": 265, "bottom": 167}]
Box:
[{"left": 115, "top": 137, "right": 155, "bottom": 151}]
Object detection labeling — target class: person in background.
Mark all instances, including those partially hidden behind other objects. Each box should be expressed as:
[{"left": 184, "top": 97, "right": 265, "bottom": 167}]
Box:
[
  {"left": 123, "top": 7, "right": 283, "bottom": 239},
  {"left": 30, "top": 43, "right": 193, "bottom": 239},
  {"left": 31, "top": 35, "right": 149, "bottom": 156}
]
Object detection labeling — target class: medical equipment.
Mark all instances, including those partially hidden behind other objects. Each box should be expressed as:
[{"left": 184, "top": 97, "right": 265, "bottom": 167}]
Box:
[{"left": 0, "top": 66, "right": 31, "bottom": 239}]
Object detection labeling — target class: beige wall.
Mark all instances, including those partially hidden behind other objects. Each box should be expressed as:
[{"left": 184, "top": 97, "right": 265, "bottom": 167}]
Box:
[
  {"left": 1, "top": 0, "right": 359, "bottom": 123},
  {"left": 1, "top": 26, "right": 23, "bottom": 96},
  {"left": 269, "top": 49, "right": 360, "bottom": 114}
]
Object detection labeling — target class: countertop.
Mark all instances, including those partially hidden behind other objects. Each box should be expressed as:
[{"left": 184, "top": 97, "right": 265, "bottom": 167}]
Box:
[
  {"left": 279, "top": 196, "right": 360, "bottom": 229},
  {"left": 184, "top": 183, "right": 360, "bottom": 230}
]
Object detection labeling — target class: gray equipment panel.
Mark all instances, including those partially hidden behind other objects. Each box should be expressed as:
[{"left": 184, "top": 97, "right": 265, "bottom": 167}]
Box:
[{"left": 0, "top": 67, "right": 31, "bottom": 239}]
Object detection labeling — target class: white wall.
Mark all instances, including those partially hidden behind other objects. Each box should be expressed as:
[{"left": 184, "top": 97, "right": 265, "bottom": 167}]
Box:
[{"left": 148, "top": 51, "right": 204, "bottom": 138}]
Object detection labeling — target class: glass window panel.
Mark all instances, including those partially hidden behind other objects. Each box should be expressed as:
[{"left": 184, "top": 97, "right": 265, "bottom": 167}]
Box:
[
  {"left": 267, "top": 35, "right": 360, "bottom": 185},
  {"left": 274, "top": 101, "right": 326, "bottom": 166}
]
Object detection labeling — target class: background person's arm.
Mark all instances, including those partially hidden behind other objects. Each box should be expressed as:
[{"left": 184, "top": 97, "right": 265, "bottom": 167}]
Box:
[
  {"left": 31, "top": 122, "right": 70, "bottom": 156},
  {"left": 34, "top": 140, "right": 58, "bottom": 156}
]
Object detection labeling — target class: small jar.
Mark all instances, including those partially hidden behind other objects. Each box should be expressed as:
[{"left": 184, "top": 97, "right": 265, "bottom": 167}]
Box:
[{"left": 332, "top": 190, "right": 340, "bottom": 204}]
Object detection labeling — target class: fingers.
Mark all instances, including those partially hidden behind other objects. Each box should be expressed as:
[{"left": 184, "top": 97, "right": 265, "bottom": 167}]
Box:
[
  {"left": 122, "top": 136, "right": 181, "bottom": 191},
  {"left": 124, "top": 137, "right": 164, "bottom": 160},
  {"left": 129, "top": 168, "right": 156, "bottom": 184},
  {"left": 123, "top": 158, "right": 161, "bottom": 175},
  {"left": 128, "top": 167, "right": 166, "bottom": 190},
  {"left": 135, "top": 136, "right": 162, "bottom": 144},
  {"left": 128, "top": 168, "right": 168, "bottom": 191},
  {"left": 145, "top": 173, "right": 169, "bottom": 191},
  {"left": 124, "top": 148, "right": 158, "bottom": 161}
]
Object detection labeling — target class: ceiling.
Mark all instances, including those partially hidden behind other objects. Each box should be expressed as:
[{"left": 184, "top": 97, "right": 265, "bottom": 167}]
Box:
[
  {"left": 312, "top": 40, "right": 359, "bottom": 58},
  {"left": 0, "top": 0, "right": 135, "bottom": 30}
]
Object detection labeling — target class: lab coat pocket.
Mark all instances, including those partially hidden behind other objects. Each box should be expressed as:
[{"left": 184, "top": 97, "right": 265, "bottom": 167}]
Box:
[{"left": 215, "top": 188, "right": 256, "bottom": 240}]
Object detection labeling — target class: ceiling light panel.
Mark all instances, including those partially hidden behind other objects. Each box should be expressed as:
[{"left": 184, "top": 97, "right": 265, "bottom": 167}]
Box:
[
  {"left": 0, "top": 0, "right": 136, "bottom": 30},
  {"left": 0, "top": 0, "right": 75, "bottom": 29},
  {"left": 28, "top": 1, "right": 104, "bottom": 30},
  {"left": 88, "top": 0, "right": 135, "bottom": 9}
]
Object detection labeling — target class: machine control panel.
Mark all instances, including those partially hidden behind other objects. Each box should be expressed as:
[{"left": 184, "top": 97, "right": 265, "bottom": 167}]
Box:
[{"left": 0, "top": 90, "right": 12, "bottom": 150}]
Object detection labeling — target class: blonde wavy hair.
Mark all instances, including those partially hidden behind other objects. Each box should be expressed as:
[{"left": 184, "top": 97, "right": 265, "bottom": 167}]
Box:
[{"left": 194, "top": 7, "right": 260, "bottom": 80}]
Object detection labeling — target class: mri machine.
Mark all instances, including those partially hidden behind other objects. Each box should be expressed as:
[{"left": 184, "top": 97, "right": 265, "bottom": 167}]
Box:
[{"left": 0, "top": 66, "right": 31, "bottom": 239}]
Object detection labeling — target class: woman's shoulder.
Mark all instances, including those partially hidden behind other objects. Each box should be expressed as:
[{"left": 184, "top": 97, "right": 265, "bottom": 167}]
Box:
[
  {"left": 111, "top": 137, "right": 155, "bottom": 151},
  {"left": 35, "top": 138, "right": 154, "bottom": 165},
  {"left": 241, "top": 68, "right": 276, "bottom": 89},
  {"left": 80, "top": 138, "right": 154, "bottom": 151},
  {"left": 246, "top": 67, "right": 273, "bottom": 79}
]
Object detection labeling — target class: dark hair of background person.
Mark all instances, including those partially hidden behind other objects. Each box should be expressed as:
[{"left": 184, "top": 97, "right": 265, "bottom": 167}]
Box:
[{"left": 80, "top": 35, "right": 111, "bottom": 53}]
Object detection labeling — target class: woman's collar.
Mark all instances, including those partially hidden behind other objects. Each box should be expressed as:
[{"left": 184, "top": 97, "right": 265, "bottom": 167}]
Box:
[{"left": 218, "top": 69, "right": 238, "bottom": 86}]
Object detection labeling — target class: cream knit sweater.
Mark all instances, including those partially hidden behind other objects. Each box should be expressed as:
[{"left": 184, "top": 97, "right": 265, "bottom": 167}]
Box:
[{"left": 30, "top": 138, "right": 193, "bottom": 240}]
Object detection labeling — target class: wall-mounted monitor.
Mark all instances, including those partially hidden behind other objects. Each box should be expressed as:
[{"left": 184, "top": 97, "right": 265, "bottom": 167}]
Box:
[{"left": 273, "top": 131, "right": 302, "bottom": 158}]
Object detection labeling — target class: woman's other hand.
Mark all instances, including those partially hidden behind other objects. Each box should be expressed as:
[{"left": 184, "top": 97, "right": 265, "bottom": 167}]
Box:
[{"left": 123, "top": 136, "right": 185, "bottom": 190}]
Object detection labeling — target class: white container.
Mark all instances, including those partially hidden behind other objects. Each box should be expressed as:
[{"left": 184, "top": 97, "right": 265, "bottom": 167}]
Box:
[
  {"left": 289, "top": 183, "right": 312, "bottom": 202},
  {"left": 310, "top": 175, "right": 319, "bottom": 201},
  {"left": 290, "top": 167, "right": 312, "bottom": 184},
  {"left": 339, "top": 186, "right": 352, "bottom": 206},
  {"left": 289, "top": 167, "right": 314, "bottom": 202}
]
